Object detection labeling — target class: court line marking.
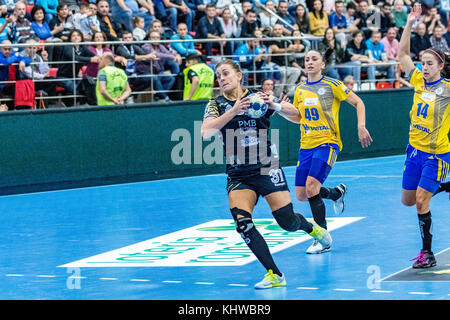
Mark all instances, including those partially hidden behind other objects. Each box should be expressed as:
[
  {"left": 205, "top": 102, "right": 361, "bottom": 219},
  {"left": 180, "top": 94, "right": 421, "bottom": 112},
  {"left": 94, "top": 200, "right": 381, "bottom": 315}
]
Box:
[
  {"left": 333, "top": 288, "right": 356, "bottom": 292},
  {"left": 195, "top": 282, "right": 215, "bottom": 285},
  {"left": 99, "top": 277, "right": 118, "bottom": 281},
  {"left": 296, "top": 287, "right": 319, "bottom": 290},
  {"left": 381, "top": 247, "right": 450, "bottom": 282},
  {"left": 408, "top": 292, "right": 432, "bottom": 295},
  {"left": 162, "top": 280, "right": 182, "bottom": 283},
  {"left": 228, "top": 284, "right": 248, "bottom": 287},
  {"left": 5, "top": 274, "right": 24, "bottom": 277},
  {"left": 0, "top": 155, "right": 405, "bottom": 198},
  {"left": 36, "top": 275, "right": 56, "bottom": 278},
  {"left": 370, "top": 290, "right": 393, "bottom": 293},
  {"left": 130, "top": 279, "right": 150, "bottom": 282}
]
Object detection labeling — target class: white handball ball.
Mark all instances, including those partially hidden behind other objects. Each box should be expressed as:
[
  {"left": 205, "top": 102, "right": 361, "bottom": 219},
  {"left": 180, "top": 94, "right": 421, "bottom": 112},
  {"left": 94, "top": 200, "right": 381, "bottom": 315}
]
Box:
[{"left": 245, "top": 93, "right": 268, "bottom": 119}]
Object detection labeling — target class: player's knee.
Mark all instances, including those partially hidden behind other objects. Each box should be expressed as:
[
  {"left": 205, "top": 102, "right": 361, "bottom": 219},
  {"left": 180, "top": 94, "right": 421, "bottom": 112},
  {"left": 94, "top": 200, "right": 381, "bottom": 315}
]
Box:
[
  {"left": 305, "top": 180, "right": 320, "bottom": 198},
  {"left": 295, "top": 189, "right": 308, "bottom": 202},
  {"left": 401, "top": 196, "right": 415, "bottom": 207},
  {"left": 230, "top": 207, "right": 255, "bottom": 237},
  {"left": 272, "top": 203, "right": 299, "bottom": 232},
  {"left": 415, "top": 195, "right": 430, "bottom": 213}
]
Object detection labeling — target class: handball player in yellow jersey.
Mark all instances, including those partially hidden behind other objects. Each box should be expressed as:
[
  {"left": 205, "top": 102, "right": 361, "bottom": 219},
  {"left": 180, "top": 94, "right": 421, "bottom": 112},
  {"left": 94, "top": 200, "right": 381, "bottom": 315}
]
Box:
[
  {"left": 201, "top": 59, "right": 332, "bottom": 289},
  {"left": 292, "top": 50, "right": 373, "bottom": 254},
  {"left": 399, "top": 4, "right": 450, "bottom": 268}
]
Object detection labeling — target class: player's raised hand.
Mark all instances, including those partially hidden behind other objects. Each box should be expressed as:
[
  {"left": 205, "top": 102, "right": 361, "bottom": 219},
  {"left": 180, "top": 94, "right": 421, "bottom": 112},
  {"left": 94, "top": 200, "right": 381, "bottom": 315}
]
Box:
[{"left": 407, "top": 2, "right": 421, "bottom": 26}]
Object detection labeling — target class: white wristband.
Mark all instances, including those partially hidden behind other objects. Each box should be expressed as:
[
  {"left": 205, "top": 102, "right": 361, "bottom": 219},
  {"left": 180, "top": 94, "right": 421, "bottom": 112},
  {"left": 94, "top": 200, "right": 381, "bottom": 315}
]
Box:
[{"left": 273, "top": 103, "right": 282, "bottom": 112}]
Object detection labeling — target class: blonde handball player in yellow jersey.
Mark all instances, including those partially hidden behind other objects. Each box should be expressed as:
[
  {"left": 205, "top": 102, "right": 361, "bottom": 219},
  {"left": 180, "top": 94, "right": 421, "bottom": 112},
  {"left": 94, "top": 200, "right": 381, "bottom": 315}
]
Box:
[
  {"left": 289, "top": 50, "right": 373, "bottom": 254},
  {"left": 399, "top": 4, "right": 450, "bottom": 268}
]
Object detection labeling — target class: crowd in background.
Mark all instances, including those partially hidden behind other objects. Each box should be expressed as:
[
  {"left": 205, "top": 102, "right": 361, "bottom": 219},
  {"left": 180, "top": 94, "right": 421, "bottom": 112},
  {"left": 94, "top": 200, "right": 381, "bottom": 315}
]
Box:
[{"left": 0, "top": 0, "right": 449, "bottom": 109}]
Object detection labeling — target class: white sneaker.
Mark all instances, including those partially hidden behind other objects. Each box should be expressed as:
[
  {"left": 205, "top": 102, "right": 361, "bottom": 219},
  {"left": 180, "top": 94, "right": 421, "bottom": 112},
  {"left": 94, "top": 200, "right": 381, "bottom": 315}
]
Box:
[
  {"left": 306, "top": 221, "right": 332, "bottom": 254},
  {"left": 254, "top": 270, "right": 286, "bottom": 289},
  {"left": 333, "top": 183, "right": 347, "bottom": 215},
  {"left": 306, "top": 239, "right": 331, "bottom": 254}
]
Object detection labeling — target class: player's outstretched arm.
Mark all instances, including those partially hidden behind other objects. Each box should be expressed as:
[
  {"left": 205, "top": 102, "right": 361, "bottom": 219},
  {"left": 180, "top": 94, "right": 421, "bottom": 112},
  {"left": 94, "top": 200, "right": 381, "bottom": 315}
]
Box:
[
  {"left": 257, "top": 91, "right": 301, "bottom": 123},
  {"left": 399, "top": 3, "right": 422, "bottom": 76}
]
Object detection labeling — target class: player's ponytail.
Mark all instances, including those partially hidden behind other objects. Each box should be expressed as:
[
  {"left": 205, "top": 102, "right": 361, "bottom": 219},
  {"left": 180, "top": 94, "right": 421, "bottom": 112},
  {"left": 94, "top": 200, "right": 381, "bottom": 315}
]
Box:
[{"left": 441, "top": 51, "right": 450, "bottom": 79}]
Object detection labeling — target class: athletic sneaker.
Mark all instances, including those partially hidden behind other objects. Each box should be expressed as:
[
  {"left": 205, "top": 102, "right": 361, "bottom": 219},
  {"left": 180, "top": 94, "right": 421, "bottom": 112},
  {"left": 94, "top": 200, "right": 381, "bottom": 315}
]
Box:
[
  {"left": 254, "top": 270, "right": 286, "bottom": 289},
  {"left": 333, "top": 183, "right": 347, "bottom": 215},
  {"left": 307, "top": 221, "right": 332, "bottom": 254},
  {"left": 306, "top": 239, "right": 331, "bottom": 254},
  {"left": 410, "top": 250, "right": 437, "bottom": 268}
]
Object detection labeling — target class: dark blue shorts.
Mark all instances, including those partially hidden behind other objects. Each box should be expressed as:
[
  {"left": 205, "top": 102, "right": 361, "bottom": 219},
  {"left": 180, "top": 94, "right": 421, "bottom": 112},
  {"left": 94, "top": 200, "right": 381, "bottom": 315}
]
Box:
[
  {"left": 402, "top": 144, "right": 450, "bottom": 193},
  {"left": 295, "top": 143, "right": 339, "bottom": 187}
]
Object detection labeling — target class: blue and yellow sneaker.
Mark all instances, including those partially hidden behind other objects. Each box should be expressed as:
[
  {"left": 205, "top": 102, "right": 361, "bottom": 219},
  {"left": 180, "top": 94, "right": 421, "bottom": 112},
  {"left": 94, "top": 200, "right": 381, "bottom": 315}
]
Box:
[{"left": 254, "top": 270, "right": 286, "bottom": 289}]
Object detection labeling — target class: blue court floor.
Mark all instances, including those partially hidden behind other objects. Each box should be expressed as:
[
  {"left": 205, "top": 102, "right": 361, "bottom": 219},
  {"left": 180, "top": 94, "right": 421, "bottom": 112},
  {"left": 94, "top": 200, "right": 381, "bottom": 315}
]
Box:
[{"left": 0, "top": 155, "right": 449, "bottom": 300}]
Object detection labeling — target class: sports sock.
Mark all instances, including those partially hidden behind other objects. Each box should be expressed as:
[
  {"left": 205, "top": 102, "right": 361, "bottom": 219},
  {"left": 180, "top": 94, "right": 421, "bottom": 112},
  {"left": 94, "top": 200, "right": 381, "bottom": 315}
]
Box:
[
  {"left": 434, "top": 181, "right": 450, "bottom": 195},
  {"left": 418, "top": 211, "right": 432, "bottom": 252},
  {"left": 245, "top": 227, "right": 282, "bottom": 277},
  {"left": 308, "top": 194, "right": 327, "bottom": 229},
  {"left": 319, "top": 186, "right": 342, "bottom": 201}
]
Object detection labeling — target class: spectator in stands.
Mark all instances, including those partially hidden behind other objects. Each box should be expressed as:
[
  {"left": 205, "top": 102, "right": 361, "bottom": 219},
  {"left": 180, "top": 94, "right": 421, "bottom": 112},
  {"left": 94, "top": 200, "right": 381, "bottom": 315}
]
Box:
[
  {"left": 182, "top": 53, "right": 214, "bottom": 101},
  {"left": 49, "top": 3, "right": 72, "bottom": 42},
  {"left": 83, "top": 31, "right": 118, "bottom": 105},
  {"left": 170, "top": 22, "right": 201, "bottom": 57},
  {"left": 347, "top": 29, "right": 375, "bottom": 87},
  {"left": 115, "top": 30, "right": 157, "bottom": 95},
  {"left": 35, "top": 0, "right": 57, "bottom": 23},
  {"left": 429, "top": 24, "right": 450, "bottom": 52},
  {"left": 96, "top": 52, "right": 131, "bottom": 106},
  {"left": 196, "top": 4, "right": 228, "bottom": 56},
  {"left": 142, "top": 30, "right": 181, "bottom": 101},
  {"left": 0, "top": 39, "right": 31, "bottom": 109},
  {"left": 381, "top": 27, "right": 399, "bottom": 62},
  {"left": 378, "top": 1, "right": 395, "bottom": 35},
  {"left": 110, "top": 0, "right": 153, "bottom": 32},
  {"left": 259, "top": 0, "right": 278, "bottom": 31},
  {"left": 133, "top": 16, "right": 146, "bottom": 41},
  {"left": 185, "top": 0, "right": 206, "bottom": 22},
  {"left": 308, "top": 0, "right": 329, "bottom": 36},
  {"left": 70, "top": 2, "right": 89, "bottom": 32},
  {"left": 276, "top": 0, "right": 296, "bottom": 35},
  {"left": 52, "top": 29, "right": 97, "bottom": 106},
  {"left": 239, "top": 9, "right": 261, "bottom": 38},
  {"left": 289, "top": 29, "right": 308, "bottom": 69},
  {"left": 152, "top": 0, "right": 173, "bottom": 30},
  {"left": 161, "top": 0, "right": 194, "bottom": 32},
  {"left": 233, "top": 37, "right": 263, "bottom": 85},
  {"left": 0, "top": 10, "right": 9, "bottom": 42},
  {"left": 97, "top": 0, "right": 123, "bottom": 42},
  {"left": 30, "top": 5, "right": 53, "bottom": 41},
  {"left": 329, "top": 0, "right": 356, "bottom": 45},
  {"left": 410, "top": 22, "right": 431, "bottom": 61},
  {"left": 79, "top": 2, "right": 101, "bottom": 41},
  {"left": 392, "top": 0, "right": 407, "bottom": 31},
  {"left": 7, "top": 0, "right": 37, "bottom": 47},
  {"left": 381, "top": 26, "right": 401, "bottom": 83},
  {"left": 353, "top": 0, "right": 377, "bottom": 40},
  {"left": 343, "top": 75, "right": 355, "bottom": 90},
  {"left": 366, "top": 30, "right": 396, "bottom": 85},
  {"left": 19, "top": 38, "right": 56, "bottom": 106},
  {"left": 319, "top": 27, "right": 357, "bottom": 82},
  {"left": 345, "top": 1, "right": 357, "bottom": 27},
  {"left": 266, "top": 23, "right": 301, "bottom": 95},
  {"left": 294, "top": 3, "right": 310, "bottom": 35},
  {"left": 423, "top": 6, "right": 445, "bottom": 35},
  {"left": 218, "top": 6, "right": 240, "bottom": 41}
]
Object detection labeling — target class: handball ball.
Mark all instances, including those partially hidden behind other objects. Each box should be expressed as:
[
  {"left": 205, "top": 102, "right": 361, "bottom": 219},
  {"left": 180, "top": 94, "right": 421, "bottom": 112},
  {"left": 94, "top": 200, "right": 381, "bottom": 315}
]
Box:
[{"left": 246, "top": 93, "right": 268, "bottom": 119}]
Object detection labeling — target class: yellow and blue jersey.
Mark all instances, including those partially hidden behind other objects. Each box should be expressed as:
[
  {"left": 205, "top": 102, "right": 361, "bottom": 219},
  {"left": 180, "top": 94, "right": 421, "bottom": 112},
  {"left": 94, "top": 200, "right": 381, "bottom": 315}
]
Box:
[
  {"left": 293, "top": 75, "right": 351, "bottom": 151},
  {"left": 409, "top": 68, "right": 450, "bottom": 155}
]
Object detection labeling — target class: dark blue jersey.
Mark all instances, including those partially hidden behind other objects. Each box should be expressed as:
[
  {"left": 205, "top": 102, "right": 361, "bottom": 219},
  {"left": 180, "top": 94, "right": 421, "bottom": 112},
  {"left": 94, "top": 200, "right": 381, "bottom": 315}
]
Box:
[{"left": 203, "top": 88, "right": 276, "bottom": 177}]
